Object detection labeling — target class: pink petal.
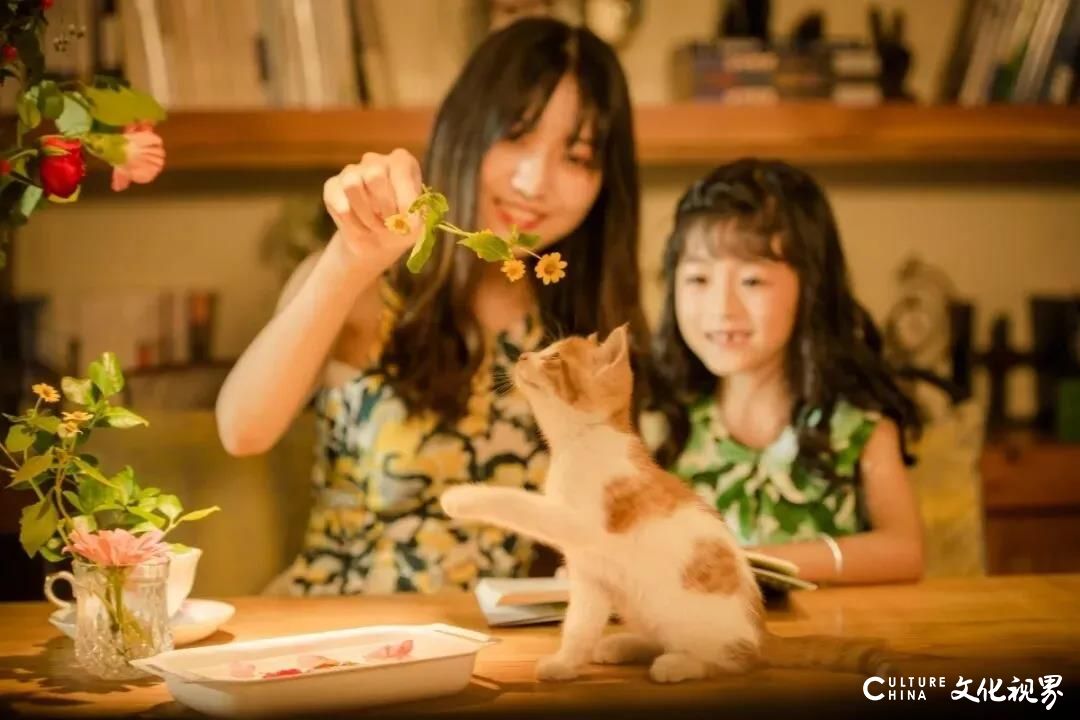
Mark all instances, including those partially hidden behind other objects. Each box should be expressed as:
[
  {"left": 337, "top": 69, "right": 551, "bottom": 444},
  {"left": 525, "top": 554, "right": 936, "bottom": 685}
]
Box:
[
  {"left": 111, "top": 167, "right": 132, "bottom": 191},
  {"left": 229, "top": 661, "right": 256, "bottom": 679},
  {"left": 365, "top": 639, "right": 413, "bottom": 661}
]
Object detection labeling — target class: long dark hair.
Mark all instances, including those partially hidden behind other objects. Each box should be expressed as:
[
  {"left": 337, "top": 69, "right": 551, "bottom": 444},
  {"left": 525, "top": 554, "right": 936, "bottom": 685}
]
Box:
[
  {"left": 651, "top": 158, "right": 920, "bottom": 474},
  {"left": 379, "top": 18, "right": 648, "bottom": 423}
]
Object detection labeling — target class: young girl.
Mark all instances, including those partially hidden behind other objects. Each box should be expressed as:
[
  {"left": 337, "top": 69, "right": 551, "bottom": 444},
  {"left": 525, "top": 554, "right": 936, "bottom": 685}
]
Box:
[
  {"left": 651, "top": 158, "right": 924, "bottom": 585},
  {"left": 216, "top": 18, "right": 651, "bottom": 595}
]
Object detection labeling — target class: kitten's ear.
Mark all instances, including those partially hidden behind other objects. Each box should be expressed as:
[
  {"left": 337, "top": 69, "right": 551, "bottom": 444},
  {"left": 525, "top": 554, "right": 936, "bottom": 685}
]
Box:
[
  {"left": 598, "top": 323, "right": 630, "bottom": 367},
  {"left": 587, "top": 332, "right": 599, "bottom": 344}
]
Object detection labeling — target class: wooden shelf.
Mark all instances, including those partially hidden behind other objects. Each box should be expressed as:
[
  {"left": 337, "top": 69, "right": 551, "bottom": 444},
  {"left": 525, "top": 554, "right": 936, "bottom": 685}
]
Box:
[{"left": 155, "top": 103, "right": 1080, "bottom": 170}]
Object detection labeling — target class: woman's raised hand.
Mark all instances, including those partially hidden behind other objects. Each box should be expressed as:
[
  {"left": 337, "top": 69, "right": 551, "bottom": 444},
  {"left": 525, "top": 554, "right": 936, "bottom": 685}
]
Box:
[{"left": 323, "top": 148, "right": 423, "bottom": 261}]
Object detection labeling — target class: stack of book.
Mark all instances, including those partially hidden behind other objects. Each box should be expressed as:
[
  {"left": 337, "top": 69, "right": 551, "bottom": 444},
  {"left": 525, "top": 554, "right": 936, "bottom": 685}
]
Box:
[
  {"left": 475, "top": 551, "right": 816, "bottom": 628},
  {"left": 672, "top": 39, "right": 881, "bottom": 105}
]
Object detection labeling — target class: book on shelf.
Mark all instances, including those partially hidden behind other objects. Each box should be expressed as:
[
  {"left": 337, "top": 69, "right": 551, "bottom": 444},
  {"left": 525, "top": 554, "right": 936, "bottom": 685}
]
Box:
[
  {"left": 946, "top": 0, "right": 1079, "bottom": 104},
  {"left": 474, "top": 552, "right": 817, "bottom": 628},
  {"left": 5, "top": 0, "right": 472, "bottom": 111}
]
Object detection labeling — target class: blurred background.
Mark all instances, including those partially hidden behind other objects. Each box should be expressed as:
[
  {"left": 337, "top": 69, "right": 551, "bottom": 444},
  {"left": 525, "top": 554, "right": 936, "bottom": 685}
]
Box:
[{"left": 1, "top": 0, "right": 1079, "bottom": 601}]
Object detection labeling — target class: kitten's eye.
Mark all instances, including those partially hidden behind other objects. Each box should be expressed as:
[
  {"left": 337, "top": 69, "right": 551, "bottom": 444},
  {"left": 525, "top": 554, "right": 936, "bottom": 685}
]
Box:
[
  {"left": 543, "top": 352, "right": 561, "bottom": 363},
  {"left": 741, "top": 275, "right": 766, "bottom": 288},
  {"left": 682, "top": 274, "right": 708, "bottom": 286}
]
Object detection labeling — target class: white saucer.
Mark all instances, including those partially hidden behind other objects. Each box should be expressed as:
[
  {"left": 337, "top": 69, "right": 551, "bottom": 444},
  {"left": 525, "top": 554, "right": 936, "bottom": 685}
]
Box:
[{"left": 50, "top": 598, "right": 235, "bottom": 646}]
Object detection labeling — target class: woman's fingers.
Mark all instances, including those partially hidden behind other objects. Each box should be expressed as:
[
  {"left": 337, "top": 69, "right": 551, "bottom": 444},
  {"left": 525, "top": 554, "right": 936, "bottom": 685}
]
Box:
[
  {"left": 340, "top": 164, "right": 381, "bottom": 233},
  {"left": 323, "top": 174, "right": 366, "bottom": 239},
  {"left": 359, "top": 153, "right": 398, "bottom": 221},
  {"left": 387, "top": 148, "right": 423, "bottom": 213}
]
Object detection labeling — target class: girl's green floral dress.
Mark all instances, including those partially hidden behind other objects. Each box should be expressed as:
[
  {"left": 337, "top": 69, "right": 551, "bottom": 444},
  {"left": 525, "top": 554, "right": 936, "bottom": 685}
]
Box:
[
  {"left": 282, "top": 284, "right": 548, "bottom": 595},
  {"left": 672, "top": 398, "right": 880, "bottom": 546}
]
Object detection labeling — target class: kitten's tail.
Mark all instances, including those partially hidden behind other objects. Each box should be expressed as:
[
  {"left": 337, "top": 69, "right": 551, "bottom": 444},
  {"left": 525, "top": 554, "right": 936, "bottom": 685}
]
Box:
[{"left": 760, "top": 631, "right": 896, "bottom": 676}]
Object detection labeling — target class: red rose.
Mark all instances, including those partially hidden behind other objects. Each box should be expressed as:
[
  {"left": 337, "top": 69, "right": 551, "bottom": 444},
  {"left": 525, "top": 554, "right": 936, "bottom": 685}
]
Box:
[
  {"left": 0, "top": 159, "right": 11, "bottom": 176},
  {"left": 1, "top": 45, "right": 17, "bottom": 62},
  {"left": 39, "top": 136, "right": 86, "bottom": 199}
]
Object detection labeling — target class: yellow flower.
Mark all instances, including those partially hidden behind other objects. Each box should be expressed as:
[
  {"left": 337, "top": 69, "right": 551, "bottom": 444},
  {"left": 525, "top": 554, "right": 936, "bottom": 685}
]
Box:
[
  {"left": 383, "top": 213, "right": 412, "bottom": 236},
  {"left": 535, "top": 252, "right": 568, "bottom": 285},
  {"left": 500, "top": 259, "right": 526, "bottom": 282},
  {"left": 57, "top": 421, "right": 81, "bottom": 439},
  {"left": 61, "top": 411, "right": 93, "bottom": 424},
  {"left": 32, "top": 383, "right": 60, "bottom": 403}
]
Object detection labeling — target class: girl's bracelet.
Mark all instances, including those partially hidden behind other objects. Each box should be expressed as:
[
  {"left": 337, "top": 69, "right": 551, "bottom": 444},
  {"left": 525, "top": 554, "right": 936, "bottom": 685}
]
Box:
[{"left": 821, "top": 533, "right": 844, "bottom": 580}]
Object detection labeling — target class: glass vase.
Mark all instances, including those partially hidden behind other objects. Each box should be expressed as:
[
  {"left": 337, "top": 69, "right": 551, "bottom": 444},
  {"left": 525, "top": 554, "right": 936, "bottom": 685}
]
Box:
[{"left": 72, "top": 557, "right": 173, "bottom": 680}]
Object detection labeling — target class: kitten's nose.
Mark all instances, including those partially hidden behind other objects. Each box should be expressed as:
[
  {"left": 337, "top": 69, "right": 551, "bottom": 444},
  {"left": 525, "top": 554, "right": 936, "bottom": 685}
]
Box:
[{"left": 519, "top": 352, "right": 533, "bottom": 362}]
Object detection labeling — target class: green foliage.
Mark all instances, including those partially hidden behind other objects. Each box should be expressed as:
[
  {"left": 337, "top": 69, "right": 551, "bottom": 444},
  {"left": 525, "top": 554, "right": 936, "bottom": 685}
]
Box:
[{"left": 2, "top": 353, "right": 220, "bottom": 561}]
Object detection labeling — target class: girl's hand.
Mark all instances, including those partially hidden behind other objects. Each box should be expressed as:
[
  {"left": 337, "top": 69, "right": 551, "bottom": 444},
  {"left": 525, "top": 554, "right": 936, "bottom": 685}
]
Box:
[{"left": 323, "top": 149, "right": 423, "bottom": 262}]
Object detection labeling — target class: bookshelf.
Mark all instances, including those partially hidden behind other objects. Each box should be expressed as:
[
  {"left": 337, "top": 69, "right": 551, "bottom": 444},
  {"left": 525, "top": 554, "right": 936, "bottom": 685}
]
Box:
[{"left": 155, "top": 103, "right": 1080, "bottom": 170}]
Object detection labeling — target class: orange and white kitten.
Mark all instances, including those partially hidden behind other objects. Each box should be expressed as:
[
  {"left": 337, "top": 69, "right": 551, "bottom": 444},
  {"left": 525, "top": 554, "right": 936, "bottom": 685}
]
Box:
[{"left": 441, "top": 325, "right": 888, "bottom": 683}]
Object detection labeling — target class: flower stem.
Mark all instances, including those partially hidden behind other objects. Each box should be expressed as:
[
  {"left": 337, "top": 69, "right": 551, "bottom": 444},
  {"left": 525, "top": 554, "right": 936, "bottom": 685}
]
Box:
[
  {"left": 434, "top": 222, "right": 471, "bottom": 238},
  {"left": 0, "top": 442, "right": 17, "bottom": 468}
]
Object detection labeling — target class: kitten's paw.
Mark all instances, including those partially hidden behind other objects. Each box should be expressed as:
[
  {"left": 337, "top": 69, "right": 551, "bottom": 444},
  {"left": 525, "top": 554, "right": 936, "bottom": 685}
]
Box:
[
  {"left": 440, "top": 486, "right": 482, "bottom": 519},
  {"left": 649, "top": 653, "right": 708, "bottom": 684},
  {"left": 593, "top": 633, "right": 662, "bottom": 665},
  {"left": 536, "top": 655, "right": 580, "bottom": 682}
]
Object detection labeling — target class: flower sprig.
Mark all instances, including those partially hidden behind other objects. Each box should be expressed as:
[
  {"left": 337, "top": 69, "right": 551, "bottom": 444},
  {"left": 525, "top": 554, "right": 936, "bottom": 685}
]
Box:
[
  {"left": 383, "top": 185, "right": 568, "bottom": 284},
  {"left": 2, "top": 353, "right": 219, "bottom": 563},
  {"left": 0, "top": 2, "right": 168, "bottom": 268}
]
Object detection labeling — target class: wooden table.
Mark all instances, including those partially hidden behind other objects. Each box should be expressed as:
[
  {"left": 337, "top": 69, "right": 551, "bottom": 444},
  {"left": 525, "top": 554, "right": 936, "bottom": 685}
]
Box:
[{"left": 1, "top": 576, "right": 1078, "bottom": 719}]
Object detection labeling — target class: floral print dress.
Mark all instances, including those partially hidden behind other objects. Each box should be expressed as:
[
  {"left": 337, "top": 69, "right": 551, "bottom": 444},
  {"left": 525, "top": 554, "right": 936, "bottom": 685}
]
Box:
[
  {"left": 672, "top": 398, "right": 880, "bottom": 546},
  {"left": 283, "top": 287, "right": 548, "bottom": 595}
]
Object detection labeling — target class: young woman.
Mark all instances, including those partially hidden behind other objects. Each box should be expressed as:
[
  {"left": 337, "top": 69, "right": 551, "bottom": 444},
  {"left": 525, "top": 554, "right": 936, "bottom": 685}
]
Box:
[{"left": 216, "top": 18, "right": 650, "bottom": 595}]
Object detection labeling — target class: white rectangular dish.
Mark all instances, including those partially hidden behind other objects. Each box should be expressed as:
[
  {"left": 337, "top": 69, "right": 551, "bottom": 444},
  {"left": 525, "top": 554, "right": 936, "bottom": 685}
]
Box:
[{"left": 130, "top": 623, "right": 497, "bottom": 718}]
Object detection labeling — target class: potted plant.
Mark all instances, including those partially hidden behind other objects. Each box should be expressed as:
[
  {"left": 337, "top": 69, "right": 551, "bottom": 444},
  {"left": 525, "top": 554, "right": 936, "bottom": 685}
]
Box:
[{"left": 1, "top": 352, "right": 219, "bottom": 679}]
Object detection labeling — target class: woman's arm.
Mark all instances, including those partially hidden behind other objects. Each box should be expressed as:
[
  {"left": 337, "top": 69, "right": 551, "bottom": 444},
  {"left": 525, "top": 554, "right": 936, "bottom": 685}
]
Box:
[
  {"left": 751, "top": 419, "right": 925, "bottom": 585},
  {"left": 215, "top": 150, "right": 422, "bottom": 456}
]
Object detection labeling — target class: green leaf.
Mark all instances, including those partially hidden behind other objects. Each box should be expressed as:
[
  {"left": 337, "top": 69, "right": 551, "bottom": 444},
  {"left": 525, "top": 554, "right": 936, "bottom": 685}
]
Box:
[
  {"left": 88, "top": 352, "right": 124, "bottom": 397},
  {"left": 130, "top": 521, "right": 159, "bottom": 534},
  {"left": 73, "top": 514, "right": 98, "bottom": 533},
  {"left": 16, "top": 87, "right": 41, "bottom": 129},
  {"left": 56, "top": 93, "right": 93, "bottom": 135},
  {"left": 177, "top": 506, "right": 220, "bottom": 524},
  {"left": 406, "top": 223, "right": 438, "bottom": 274},
  {"left": 62, "top": 490, "right": 85, "bottom": 514},
  {"left": 508, "top": 226, "right": 540, "bottom": 249},
  {"left": 38, "top": 81, "right": 64, "bottom": 120},
  {"left": 408, "top": 186, "right": 448, "bottom": 216},
  {"left": 82, "top": 132, "right": 127, "bottom": 166},
  {"left": 157, "top": 494, "right": 182, "bottom": 521},
  {"left": 111, "top": 467, "right": 137, "bottom": 504},
  {"left": 14, "top": 185, "right": 43, "bottom": 224},
  {"left": 458, "top": 231, "right": 513, "bottom": 262},
  {"left": 61, "top": 376, "right": 95, "bottom": 405},
  {"left": 27, "top": 414, "right": 60, "bottom": 434},
  {"left": 40, "top": 546, "right": 63, "bottom": 562},
  {"left": 102, "top": 407, "right": 147, "bottom": 429},
  {"left": 169, "top": 542, "right": 193, "bottom": 554},
  {"left": 128, "top": 506, "right": 166, "bottom": 528},
  {"left": 71, "top": 457, "right": 118, "bottom": 489},
  {"left": 5, "top": 424, "right": 34, "bottom": 453},
  {"left": 10, "top": 449, "right": 53, "bottom": 487},
  {"left": 139, "top": 487, "right": 160, "bottom": 499},
  {"left": 19, "top": 498, "right": 59, "bottom": 557},
  {"left": 84, "top": 85, "right": 166, "bottom": 126}
]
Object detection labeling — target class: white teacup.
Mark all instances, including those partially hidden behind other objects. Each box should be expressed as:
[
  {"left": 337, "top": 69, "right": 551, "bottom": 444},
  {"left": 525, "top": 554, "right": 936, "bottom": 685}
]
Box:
[{"left": 45, "top": 546, "right": 202, "bottom": 618}]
